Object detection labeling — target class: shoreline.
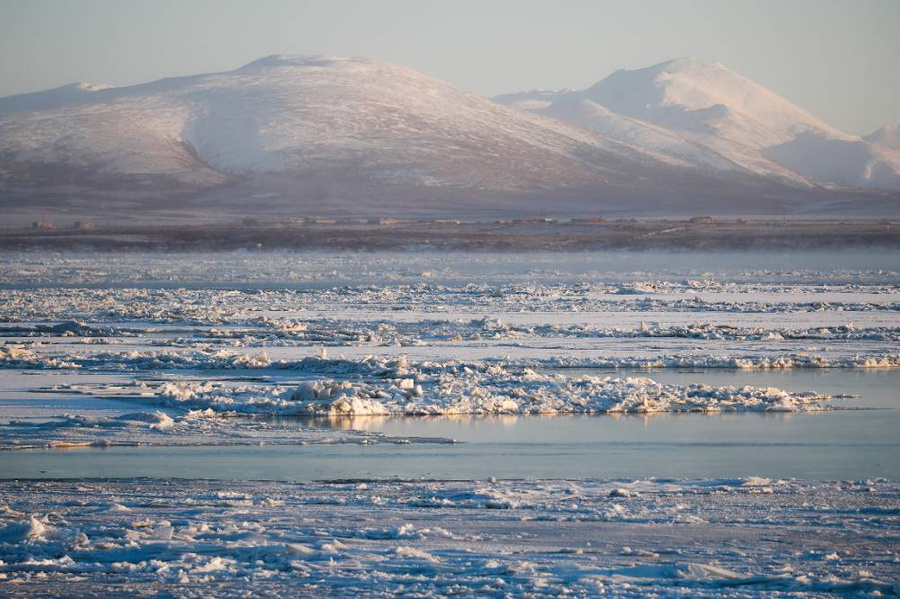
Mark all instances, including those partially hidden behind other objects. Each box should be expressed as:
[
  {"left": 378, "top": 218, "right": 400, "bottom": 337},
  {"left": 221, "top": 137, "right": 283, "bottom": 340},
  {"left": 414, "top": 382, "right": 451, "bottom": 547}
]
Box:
[{"left": 3, "top": 219, "right": 900, "bottom": 251}]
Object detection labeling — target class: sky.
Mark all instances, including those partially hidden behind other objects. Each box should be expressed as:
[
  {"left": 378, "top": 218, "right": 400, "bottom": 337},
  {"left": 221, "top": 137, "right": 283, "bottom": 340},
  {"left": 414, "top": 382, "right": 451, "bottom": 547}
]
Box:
[{"left": 0, "top": 0, "right": 897, "bottom": 135}]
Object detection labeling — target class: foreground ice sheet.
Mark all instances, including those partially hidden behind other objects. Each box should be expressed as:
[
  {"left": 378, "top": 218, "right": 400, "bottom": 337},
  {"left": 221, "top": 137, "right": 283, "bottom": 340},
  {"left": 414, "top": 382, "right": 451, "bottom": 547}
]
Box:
[{"left": 0, "top": 478, "right": 896, "bottom": 597}]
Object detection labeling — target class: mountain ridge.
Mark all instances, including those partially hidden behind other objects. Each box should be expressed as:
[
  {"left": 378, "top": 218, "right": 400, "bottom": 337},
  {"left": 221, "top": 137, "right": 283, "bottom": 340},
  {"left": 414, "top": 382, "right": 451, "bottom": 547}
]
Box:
[
  {"left": 494, "top": 57, "right": 900, "bottom": 192},
  {"left": 1, "top": 55, "right": 898, "bottom": 220}
]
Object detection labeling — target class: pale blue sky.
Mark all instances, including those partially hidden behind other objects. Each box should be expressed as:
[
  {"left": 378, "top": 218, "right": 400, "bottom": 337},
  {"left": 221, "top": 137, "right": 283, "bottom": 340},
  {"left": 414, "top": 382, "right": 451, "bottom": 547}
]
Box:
[{"left": 1, "top": 0, "right": 897, "bottom": 134}]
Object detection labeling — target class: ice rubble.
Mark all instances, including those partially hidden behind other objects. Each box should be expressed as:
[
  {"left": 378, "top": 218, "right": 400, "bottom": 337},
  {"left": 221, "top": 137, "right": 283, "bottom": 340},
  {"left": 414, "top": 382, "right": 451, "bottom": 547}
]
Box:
[
  {"left": 2, "top": 285, "right": 898, "bottom": 327},
  {"left": 4, "top": 318, "right": 899, "bottom": 344},
  {"left": 5, "top": 342, "right": 898, "bottom": 377},
  {"left": 0, "top": 345, "right": 78, "bottom": 369},
  {"left": 543, "top": 352, "right": 900, "bottom": 370},
  {"left": 136, "top": 357, "right": 836, "bottom": 416},
  {"left": 0, "top": 478, "right": 896, "bottom": 596}
]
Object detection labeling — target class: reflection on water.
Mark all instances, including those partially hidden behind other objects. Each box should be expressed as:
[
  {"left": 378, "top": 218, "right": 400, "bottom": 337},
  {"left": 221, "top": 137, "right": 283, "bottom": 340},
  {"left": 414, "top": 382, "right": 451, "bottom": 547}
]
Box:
[{"left": 317, "top": 409, "right": 874, "bottom": 446}]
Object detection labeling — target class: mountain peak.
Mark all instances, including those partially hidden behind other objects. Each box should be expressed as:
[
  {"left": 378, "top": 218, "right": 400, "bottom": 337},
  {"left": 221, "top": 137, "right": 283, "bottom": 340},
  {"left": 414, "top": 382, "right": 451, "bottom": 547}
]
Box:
[
  {"left": 605, "top": 57, "right": 728, "bottom": 80},
  {"left": 583, "top": 56, "right": 842, "bottom": 142},
  {"left": 865, "top": 124, "right": 900, "bottom": 150},
  {"left": 496, "top": 57, "right": 899, "bottom": 190},
  {"left": 651, "top": 56, "right": 726, "bottom": 72},
  {"left": 237, "top": 55, "right": 371, "bottom": 71}
]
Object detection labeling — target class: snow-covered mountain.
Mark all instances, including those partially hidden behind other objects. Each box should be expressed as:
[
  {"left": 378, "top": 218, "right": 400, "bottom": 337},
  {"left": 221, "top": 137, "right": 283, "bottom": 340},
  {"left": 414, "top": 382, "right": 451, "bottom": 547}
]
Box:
[
  {"left": 866, "top": 124, "right": 900, "bottom": 151},
  {"left": 0, "top": 55, "right": 897, "bottom": 220},
  {"left": 1, "top": 56, "right": 724, "bottom": 209},
  {"left": 496, "top": 58, "right": 900, "bottom": 191},
  {"left": 495, "top": 91, "right": 744, "bottom": 173}
]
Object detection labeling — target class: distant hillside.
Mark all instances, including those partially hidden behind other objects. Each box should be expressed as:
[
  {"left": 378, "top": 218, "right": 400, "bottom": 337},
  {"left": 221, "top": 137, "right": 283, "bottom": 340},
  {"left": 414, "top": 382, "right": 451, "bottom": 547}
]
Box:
[{"left": 1, "top": 55, "right": 898, "bottom": 221}]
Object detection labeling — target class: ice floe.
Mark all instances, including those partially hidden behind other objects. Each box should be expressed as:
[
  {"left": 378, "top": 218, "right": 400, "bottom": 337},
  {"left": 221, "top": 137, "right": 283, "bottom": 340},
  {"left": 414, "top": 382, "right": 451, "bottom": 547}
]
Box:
[{"left": 40, "top": 356, "right": 838, "bottom": 417}]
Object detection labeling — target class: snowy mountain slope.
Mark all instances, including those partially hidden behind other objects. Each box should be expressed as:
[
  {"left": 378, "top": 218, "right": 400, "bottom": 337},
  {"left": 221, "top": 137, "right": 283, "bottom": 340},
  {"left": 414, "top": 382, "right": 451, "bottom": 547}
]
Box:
[
  {"left": 764, "top": 133, "right": 900, "bottom": 190},
  {"left": 866, "top": 124, "right": 900, "bottom": 151},
  {"left": 0, "top": 89, "right": 226, "bottom": 188},
  {"left": 1, "top": 55, "right": 724, "bottom": 203},
  {"left": 0, "top": 54, "right": 897, "bottom": 219},
  {"left": 495, "top": 58, "right": 900, "bottom": 191},
  {"left": 0, "top": 82, "right": 114, "bottom": 113},
  {"left": 581, "top": 58, "right": 846, "bottom": 144},
  {"left": 498, "top": 91, "right": 747, "bottom": 171}
]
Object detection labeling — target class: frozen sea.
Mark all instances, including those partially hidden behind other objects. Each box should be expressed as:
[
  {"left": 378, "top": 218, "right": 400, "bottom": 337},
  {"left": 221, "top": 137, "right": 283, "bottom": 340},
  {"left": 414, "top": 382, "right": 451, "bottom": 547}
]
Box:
[{"left": 0, "top": 250, "right": 898, "bottom": 596}]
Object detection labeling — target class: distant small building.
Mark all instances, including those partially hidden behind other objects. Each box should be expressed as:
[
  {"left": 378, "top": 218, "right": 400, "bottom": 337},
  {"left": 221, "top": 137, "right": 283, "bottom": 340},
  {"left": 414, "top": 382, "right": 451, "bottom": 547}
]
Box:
[
  {"left": 32, "top": 220, "right": 55, "bottom": 229},
  {"left": 690, "top": 216, "right": 715, "bottom": 224},
  {"left": 370, "top": 218, "right": 405, "bottom": 226},
  {"left": 570, "top": 218, "right": 606, "bottom": 224},
  {"left": 73, "top": 220, "right": 95, "bottom": 230}
]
